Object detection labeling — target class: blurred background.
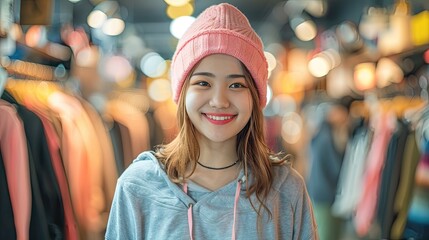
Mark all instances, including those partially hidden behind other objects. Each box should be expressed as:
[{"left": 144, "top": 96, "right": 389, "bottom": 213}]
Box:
[{"left": 1, "top": 0, "right": 429, "bottom": 239}]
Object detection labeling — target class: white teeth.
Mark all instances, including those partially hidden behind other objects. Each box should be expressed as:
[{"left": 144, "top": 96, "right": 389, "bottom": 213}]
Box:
[{"left": 207, "top": 115, "right": 232, "bottom": 121}]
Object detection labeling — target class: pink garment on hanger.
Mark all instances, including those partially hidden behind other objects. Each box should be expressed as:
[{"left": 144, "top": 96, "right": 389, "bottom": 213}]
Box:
[
  {"left": 354, "top": 112, "right": 396, "bottom": 236},
  {"left": 0, "top": 100, "right": 31, "bottom": 240}
]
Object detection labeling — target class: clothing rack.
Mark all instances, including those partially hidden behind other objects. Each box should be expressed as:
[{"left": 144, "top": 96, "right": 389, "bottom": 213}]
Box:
[
  {"left": 2, "top": 59, "right": 58, "bottom": 81},
  {"left": 350, "top": 95, "right": 426, "bottom": 119}
]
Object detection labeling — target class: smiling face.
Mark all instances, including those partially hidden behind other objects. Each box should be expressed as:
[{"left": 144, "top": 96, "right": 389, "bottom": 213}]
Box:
[{"left": 184, "top": 54, "right": 253, "bottom": 144}]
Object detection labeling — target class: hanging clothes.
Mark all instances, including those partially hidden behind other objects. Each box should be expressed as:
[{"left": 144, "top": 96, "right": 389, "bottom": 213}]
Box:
[
  {"left": 47, "top": 91, "right": 106, "bottom": 239},
  {"left": 80, "top": 99, "right": 118, "bottom": 218},
  {"left": 2, "top": 90, "right": 64, "bottom": 239},
  {"left": 390, "top": 131, "right": 421, "bottom": 239},
  {"left": 5, "top": 78, "right": 123, "bottom": 239},
  {"left": 332, "top": 120, "right": 373, "bottom": 218},
  {"left": 376, "top": 120, "right": 410, "bottom": 239},
  {"left": 24, "top": 96, "right": 79, "bottom": 240},
  {"left": 0, "top": 99, "right": 31, "bottom": 240},
  {"left": 354, "top": 111, "right": 396, "bottom": 237},
  {"left": 109, "top": 121, "right": 125, "bottom": 174},
  {"left": 403, "top": 133, "right": 429, "bottom": 239},
  {"left": 105, "top": 99, "right": 151, "bottom": 169}
]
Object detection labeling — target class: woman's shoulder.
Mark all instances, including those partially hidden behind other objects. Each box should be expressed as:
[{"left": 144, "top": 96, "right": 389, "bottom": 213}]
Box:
[
  {"left": 272, "top": 163, "right": 306, "bottom": 194},
  {"left": 112, "top": 151, "right": 181, "bottom": 206},
  {"left": 118, "top": 151, "right": 162, "bottom": 185}
]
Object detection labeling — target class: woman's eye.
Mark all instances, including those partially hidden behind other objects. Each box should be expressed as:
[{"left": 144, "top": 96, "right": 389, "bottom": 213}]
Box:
[
  {"left": 230, "top": 82, "right": 246, "bottom": 88},
  {"left": 193, "top": 81, "right": 210, "bottom": 87}
]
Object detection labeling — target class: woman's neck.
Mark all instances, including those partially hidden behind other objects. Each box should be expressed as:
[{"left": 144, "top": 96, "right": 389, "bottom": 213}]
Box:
[
  {"left": 185, "top": 135, "right": 241, "bottom": 190},
  {"left": 188, "top": 162, "right": 242, "bottom": 191},
  {"left": 197, "top": 135, "right": 238, "bottom": 166}
]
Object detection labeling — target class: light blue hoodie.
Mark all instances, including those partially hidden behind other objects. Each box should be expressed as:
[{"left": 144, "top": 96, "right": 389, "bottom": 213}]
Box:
[{"left": 105, "top": 151, "right": 318, "bottom": 240}]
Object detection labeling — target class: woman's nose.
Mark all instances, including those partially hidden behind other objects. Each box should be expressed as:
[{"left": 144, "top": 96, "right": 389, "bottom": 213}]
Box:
[{"left": 209, "top": 88, "right": 230, "bottom": 108}]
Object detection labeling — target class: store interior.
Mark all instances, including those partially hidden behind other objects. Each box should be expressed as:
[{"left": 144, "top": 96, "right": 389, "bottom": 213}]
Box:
[{"left": 1, "top": 0, "right": 429, "bottom": 239}]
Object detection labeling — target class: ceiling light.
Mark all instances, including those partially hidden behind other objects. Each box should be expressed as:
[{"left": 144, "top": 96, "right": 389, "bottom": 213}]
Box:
[
  {"left": 170, "top": 16, "right": 195, "bottom": 39},
  {"left": 102, "top": 18, "right": 125, "bottom": 36},
  {"left": 164, "top": 0, "right": 191, "bottom": 7},
  {"left": 87, "top": 10, "right": 107, "bottom": 28},
  {"left": 290, "top": 14, "right": 317, "bottom": 41}
]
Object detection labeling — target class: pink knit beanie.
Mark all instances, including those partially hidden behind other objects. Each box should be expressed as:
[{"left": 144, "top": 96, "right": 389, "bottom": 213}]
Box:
[{"left": 171, "top": 3, "right": 268, "bottom": 108}]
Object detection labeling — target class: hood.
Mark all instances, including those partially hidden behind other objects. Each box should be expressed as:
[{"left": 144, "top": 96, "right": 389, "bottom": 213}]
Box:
[{"left": 134, "top": 151, "right": 290, "bottom": 208}]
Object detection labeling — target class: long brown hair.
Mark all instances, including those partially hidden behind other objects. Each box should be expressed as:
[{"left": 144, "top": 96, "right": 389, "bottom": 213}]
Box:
[{"left": 155, "top": 61, "right": 287, "bottom": 217}]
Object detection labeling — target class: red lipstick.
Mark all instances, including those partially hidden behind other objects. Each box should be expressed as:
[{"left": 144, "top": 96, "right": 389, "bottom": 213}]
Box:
[{"left": 204, "top": 113, "right": 236, "bottom": 125}]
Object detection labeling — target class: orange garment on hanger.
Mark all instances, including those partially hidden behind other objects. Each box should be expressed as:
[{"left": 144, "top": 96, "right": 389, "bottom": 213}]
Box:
[{"left": 48, "top": 92, "right": 105, "bottom": 239}]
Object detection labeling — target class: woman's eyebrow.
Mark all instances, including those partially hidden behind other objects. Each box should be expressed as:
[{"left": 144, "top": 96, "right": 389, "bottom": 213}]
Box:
[
  {"left": 227, "top": 74, "right": 245, "bottom": 79},
  {"left": 191, "top": 72, "right": 245, "bottom": 79},
  {"left": 191, "top": 72, "right": 215, "bottom": 77}
]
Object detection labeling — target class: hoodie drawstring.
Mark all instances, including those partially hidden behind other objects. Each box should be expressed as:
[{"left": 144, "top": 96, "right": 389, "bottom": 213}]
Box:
[
  {"left": 183, "top": 183, "right": 194, "bottom": 240},
  {"left": 231, "top": 180, "right": 241, "bottom": 240},
  {"left": 183, "top": 180, "right": 242, "bottom": 240}
]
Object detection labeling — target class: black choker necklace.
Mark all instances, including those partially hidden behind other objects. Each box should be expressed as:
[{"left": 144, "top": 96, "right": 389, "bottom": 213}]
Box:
[{"left": 197, "top": 159, "right": 240, "bottom": 170}]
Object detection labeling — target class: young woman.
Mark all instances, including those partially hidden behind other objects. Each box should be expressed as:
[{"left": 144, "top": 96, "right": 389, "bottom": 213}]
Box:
[{"left": 106, "top": 3, "right": 318, "bottom": 239}]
